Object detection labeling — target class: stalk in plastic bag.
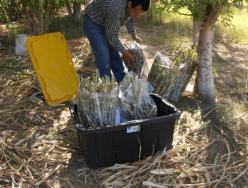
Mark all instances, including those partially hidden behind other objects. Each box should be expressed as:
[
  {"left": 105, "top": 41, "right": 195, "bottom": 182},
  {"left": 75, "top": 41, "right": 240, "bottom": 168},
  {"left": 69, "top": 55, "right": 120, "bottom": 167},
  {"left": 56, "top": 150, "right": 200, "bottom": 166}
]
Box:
[
  {"left": 122, "top": 42, "right": 150, "bottom": 78},
  {"left": 148, "top": 48, "right": 196, "bottom": 101},
  {"left": 169, "top": 48, "right": 197, "bottom": 102},
  {"left": 77, "top": 70, "right": 118, "bottom": 128},
  {"left": 119, "top": 72, "right": 157, "bottom": 121}
]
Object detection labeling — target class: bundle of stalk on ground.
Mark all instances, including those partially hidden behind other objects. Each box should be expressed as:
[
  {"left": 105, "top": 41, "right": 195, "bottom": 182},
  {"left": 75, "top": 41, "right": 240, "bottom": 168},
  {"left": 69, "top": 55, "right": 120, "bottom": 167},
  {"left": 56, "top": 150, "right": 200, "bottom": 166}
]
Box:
[
  {"left": 122, "top": 42, "right": 150, "bottom": 78},
  {"left": 148, "top": 48, "right": 197, "bottom": 102}
]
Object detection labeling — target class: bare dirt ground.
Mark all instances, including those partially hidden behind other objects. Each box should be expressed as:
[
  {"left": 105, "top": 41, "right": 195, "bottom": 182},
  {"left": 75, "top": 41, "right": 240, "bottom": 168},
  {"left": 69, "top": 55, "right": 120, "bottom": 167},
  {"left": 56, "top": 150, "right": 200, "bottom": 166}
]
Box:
[{"left": 1, "top": 22, "right": 248, "bottom": 187}]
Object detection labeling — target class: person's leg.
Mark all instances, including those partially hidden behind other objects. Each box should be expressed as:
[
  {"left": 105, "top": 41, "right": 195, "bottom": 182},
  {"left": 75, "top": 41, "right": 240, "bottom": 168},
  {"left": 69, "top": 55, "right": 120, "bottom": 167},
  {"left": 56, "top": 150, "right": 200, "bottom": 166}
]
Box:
[
  {"left": 83, "top": 16, "right": 112, "bottom": 79},
  {"left": 108, "top": 43, "right": 126, "bottom": 82},
  {"left": 83, "top": 16, "right": 126, "bottom": 82}
]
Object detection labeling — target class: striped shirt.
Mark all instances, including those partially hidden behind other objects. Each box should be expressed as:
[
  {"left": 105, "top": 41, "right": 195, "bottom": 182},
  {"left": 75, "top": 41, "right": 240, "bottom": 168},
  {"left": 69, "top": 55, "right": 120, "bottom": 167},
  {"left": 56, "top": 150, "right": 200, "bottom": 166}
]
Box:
[{"left": 85, "top": 0, "right": 136, "bottom": 52}]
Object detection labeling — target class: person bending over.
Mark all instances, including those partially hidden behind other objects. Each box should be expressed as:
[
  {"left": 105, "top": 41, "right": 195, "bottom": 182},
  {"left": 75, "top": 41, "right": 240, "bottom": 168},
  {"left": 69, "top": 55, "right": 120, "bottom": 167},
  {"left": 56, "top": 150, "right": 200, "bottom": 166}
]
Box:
[{"left": 83, "top": 0, "right": 150, "bottom": 82}]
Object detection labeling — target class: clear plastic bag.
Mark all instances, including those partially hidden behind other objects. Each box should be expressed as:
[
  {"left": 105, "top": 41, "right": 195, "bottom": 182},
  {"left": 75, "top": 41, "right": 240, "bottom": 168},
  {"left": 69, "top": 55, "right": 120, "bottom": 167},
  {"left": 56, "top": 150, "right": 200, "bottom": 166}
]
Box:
[
  {"left": 148, "top": 50, "right": 196, "bottom": 101},
  {"left": 78, "top": 70, "right": 157, "bottom": 128},
  {"left": 123, "top": 42, "right": 150, "bottom": 78},
  {"left": 77, "top": 72, "right": 119, "bottom": 128},
  {"left": 148, "top": 53, "right": 179, "bottom": 99},
  {"left": 153, "top": 52, "right": 172, "bottom": 66},
  {"left": 119, "top": 72, "right": 157, "bottom": 120},
  {"left": 15, "top": 34, "right": 29, "bottom": 55},
  {"left": 169, "top": 60, "right": 196, "bottom": 102}
]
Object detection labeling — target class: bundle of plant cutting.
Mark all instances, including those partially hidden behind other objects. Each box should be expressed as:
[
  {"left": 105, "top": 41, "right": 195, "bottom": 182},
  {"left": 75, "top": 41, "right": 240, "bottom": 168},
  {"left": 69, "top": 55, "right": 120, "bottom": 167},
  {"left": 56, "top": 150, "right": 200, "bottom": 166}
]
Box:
[
  {"left": 148, "top": 52, "right": 181, "bottom": 99},
  {"left": 118, "top": 72, "right": 157, "bottom": 121},
  {"left": 122, "top": 42, "right": 150, "bottom": 78},
  {"left": 77, "top": 71, "right": 118, "bottom": 128},
  {"left": 148, "top": 48, "right": 196, "bottom": 101},
  {"left": 169, "top": 48, "right": 197, "bottom": 102}
]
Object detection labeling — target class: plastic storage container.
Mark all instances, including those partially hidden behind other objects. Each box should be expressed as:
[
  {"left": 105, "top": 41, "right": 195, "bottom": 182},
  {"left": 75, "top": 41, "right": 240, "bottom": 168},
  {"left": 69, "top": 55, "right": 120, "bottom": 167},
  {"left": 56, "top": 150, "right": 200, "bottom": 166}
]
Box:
[
  {"left": 26, "top": 32, "right": 181, "bottom": 169},
  {"left": 16, "top": 34, "right": 29, "bottom": 55},
  {"left": 70, "top": 93, "right": 181, "bottom": 169}
]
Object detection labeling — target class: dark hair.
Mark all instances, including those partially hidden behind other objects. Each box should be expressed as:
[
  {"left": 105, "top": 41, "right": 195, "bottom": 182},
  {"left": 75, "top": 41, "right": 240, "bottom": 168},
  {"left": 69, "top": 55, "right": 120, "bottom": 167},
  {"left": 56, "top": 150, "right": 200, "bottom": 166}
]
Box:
[{"left": 129, "top": 0, "right": 150, "bottom": 11}]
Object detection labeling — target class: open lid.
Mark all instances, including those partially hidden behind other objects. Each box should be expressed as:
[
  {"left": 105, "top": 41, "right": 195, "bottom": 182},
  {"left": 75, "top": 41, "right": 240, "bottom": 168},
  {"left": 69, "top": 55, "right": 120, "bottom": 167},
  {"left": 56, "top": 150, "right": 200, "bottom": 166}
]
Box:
[{"left": 26, "top": 32, "right": 79, "bottom": 106}]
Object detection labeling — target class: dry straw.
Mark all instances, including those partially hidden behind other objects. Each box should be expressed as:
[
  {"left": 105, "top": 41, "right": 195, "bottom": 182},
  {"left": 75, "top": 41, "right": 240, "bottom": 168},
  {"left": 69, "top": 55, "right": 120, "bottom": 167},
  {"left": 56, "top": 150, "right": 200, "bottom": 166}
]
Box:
[
  {"left": 1, "top": 37, "right": 247, "bottom": 188},
  {"left": 0, "top": 50, "right": 78, "bottom": 187},
  {"left": 0, "top": 124, "right": 77, "bottom": 187},
  {"left": 93, "top": 111, "right": 248, "bottom": 187}
]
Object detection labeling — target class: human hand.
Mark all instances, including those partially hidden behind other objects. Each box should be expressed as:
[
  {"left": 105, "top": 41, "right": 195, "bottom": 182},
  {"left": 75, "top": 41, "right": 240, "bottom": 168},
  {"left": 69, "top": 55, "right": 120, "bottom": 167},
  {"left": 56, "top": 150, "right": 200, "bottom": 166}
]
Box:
[
  {"left": 122, "top": 50, "right": 135, "bottom": 67},
  {"left": 131, "top": 33, "right": 143, "bottom": 44},
  {"left": 133, "top": 35, "right": 143, "bottom": 44}
]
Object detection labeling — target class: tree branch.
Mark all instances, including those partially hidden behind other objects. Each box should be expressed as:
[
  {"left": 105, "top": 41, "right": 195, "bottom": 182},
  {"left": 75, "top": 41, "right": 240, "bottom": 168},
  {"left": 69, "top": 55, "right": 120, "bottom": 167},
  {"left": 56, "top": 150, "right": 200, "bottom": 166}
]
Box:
[
  {"left": 175, "top": 10, "right": 192, "bottom": 17},
  {"left": 0, "top": 4, "right": 9, "bottom": 20},
  {"left": 201, "top": 3, "right": 225, "bottom": 30}
]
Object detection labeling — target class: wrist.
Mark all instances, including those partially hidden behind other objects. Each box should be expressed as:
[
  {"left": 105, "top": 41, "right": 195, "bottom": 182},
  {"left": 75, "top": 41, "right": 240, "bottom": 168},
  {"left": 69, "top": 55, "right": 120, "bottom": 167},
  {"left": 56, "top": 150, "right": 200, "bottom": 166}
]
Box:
[
  {"left": 131, "top": 33, "right": 137, "bottom": 40},
  {"left": 122, "top": 50, "right": 128, "bottom": 55}
]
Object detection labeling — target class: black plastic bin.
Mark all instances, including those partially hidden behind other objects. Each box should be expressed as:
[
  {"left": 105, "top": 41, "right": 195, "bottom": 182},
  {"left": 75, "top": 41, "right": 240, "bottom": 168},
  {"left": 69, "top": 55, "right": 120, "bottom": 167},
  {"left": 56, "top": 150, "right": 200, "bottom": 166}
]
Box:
[{"left": 69, "top": 93, "right": 181, "bottom": 169}]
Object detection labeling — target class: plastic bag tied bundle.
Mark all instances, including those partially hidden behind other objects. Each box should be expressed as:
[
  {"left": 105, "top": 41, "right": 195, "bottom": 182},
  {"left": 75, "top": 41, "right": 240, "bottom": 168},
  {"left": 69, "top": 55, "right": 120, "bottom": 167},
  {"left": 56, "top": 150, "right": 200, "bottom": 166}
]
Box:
[
  {"left": 148, "top": 52, "right": 176, "bottom": 99},
  {"left": 148, "top": 49, "right": 196, "bottom": 101},
  {"left": 77, "top": 72, "right": 118, "bottom": 128},
  {"left": 119, "top": 72, "right": 157, "bottom": 121},
  {"left": 169, "top": 50, "right": 196, "bottom": 102},
  {"left": 123, "top": 42, "right": 150, "bottom": 78}
]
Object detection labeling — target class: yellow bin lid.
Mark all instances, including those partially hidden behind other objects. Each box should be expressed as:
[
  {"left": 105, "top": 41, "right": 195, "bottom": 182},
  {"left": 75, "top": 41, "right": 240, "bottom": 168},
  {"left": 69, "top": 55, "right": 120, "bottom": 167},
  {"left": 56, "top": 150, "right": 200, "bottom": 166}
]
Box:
[{"left": 26, "top": 32, "right": 79, "bottom": 106}]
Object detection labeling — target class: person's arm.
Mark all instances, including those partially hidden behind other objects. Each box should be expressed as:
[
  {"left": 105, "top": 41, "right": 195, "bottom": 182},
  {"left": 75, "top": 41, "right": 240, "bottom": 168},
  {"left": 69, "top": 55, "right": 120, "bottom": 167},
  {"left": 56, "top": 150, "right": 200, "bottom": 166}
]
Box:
[
  {"left": 125, "top": 18, "right": 136, "bottom": 35},
  {"left": 126, "top": 18, "right": 142, "bottom": 43},
  {"left": 105, "top": 11, "right": 125, "bottom": 52},
  {"left": 105, "top": 11, "right": 134, "bottom": 63}
]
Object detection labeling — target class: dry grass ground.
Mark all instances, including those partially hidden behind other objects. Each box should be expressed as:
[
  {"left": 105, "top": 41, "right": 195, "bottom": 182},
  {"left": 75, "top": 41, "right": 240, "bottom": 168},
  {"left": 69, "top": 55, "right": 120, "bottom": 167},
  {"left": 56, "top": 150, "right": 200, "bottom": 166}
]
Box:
[{"left": 0, "top": 15, "right": 248, "bottom": 187}]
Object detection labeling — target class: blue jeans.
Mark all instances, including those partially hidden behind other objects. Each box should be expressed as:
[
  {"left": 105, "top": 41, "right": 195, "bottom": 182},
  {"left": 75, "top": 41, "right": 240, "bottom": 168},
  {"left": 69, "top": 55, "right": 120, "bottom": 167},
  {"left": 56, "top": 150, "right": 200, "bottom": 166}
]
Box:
[{"left": 83, "top": 15, "right": 126, "bottom": 82}]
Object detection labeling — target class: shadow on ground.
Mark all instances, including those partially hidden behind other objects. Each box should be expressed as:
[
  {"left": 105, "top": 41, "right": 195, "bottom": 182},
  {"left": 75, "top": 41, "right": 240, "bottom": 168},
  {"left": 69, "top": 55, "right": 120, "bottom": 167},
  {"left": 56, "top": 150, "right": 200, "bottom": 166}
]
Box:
[{"left": 55, "top": 110, "right": 97, "bottom": 188}]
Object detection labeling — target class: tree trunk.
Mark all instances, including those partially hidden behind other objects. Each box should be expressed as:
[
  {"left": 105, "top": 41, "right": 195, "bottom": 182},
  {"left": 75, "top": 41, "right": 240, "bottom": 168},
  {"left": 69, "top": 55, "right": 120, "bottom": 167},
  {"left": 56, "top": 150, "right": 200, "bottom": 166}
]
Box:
[
  {"left": 239, "top": 0, "right": 244, "bottom": 10},
  {"left": 196, "top": 24, "right": 216, "bottom": 104},
  {"left": 25, "top": 7, "right": 39, "bottom": 36},
  {"left": 147, "top": 0, "right": 157, "bottom": 21},
  {"left": 152, "top": 0, "right": 158, "bottom": 24},
  {"left": 38, "top": 0, "right": 44, "bottom": 35},
  {"left": 193, "top": 21, "right": 200, "bottom": 47},
  {"left": 44, "top": 0, "right": 52, "bottom": 33},
  {"left": 66, "top": 3, "right": 73, "bottom": 16},
  {"left": 142, "top": 12, "right": 148, "bottom": 21},
  {"left": 159, "top": 12, "right": 163, "bottom": 24},
  {"left": 151, "top": 0, "right": 157, "bottom": 7},
  {"left": 73, "top": 3, "right": 81, "bottom": 21}
]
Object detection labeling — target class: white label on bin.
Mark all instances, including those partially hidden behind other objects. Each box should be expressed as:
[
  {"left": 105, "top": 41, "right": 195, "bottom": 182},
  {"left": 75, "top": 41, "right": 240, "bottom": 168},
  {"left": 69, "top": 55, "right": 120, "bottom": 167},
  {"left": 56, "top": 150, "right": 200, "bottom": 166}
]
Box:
[
  {"left": 127, "top": 125, "right": 140, "bottom": 133},
  {"left": 115, "top": 109, "right": 128, "bottom": 124}
]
